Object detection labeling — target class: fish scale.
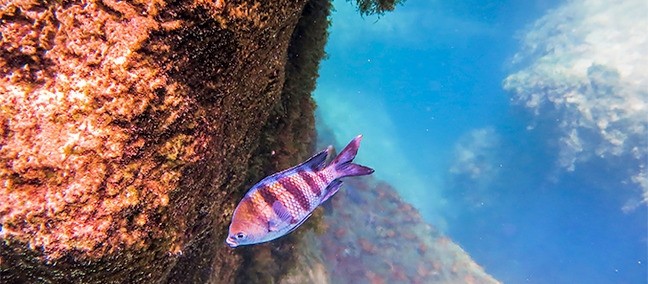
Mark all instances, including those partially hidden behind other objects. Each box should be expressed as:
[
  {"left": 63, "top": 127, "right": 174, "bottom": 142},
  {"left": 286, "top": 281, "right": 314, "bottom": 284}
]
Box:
[
  {"left": 295, "top": 172, "right": 322, "bottom": 210},
  {"left": 267, "top": 179, "right": 305, "bottom": 220},
  {"left": 278, "top": 176, "right": 311, "bottom": 212},
  {"left": 298, "top": 171, "right": 322, "bottom": 198}
]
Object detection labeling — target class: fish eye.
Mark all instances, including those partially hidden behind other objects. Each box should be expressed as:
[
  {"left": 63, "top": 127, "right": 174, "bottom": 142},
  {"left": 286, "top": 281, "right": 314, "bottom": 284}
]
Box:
[{"left": 235, "top": 232, "right": 246, "bottom": 239}]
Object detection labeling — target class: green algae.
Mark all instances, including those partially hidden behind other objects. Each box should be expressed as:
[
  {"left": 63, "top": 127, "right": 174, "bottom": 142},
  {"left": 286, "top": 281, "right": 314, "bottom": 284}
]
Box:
[
  {"left": 230, "top": 0, "right": 331, "bottom": 283},
  {"left": 348, "top": 0, "right": 406, "bottom": 16}
]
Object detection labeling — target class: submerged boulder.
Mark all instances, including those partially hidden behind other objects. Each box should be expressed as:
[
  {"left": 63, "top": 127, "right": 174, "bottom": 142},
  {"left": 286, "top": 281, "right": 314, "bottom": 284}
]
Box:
[
  {"left": 281, "top": 173, "right": 500, "bottom": 284},
  {"left": 318, "top": 178, "right": 500, "bottom": 284},
  {"left": 277, "top": 126, "right": 500, "bottom": 283},
  {"left": 0, "top": 0, "right": 318, "bottom": 282}
]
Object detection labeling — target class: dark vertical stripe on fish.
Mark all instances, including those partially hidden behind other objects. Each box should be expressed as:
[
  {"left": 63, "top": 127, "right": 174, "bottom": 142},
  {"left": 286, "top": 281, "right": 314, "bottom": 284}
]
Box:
[
  {"left": 299, "top": 171, "right": 321, "bottom": 197},
  {"left": 316, "top": 172, "right": 328, "bottom": 187},
  {"left": 280, "top": 177, "right": 310, "bottom": 212},
  {"left": 258, "top": 184, "right": 278, "bottom": 210}
]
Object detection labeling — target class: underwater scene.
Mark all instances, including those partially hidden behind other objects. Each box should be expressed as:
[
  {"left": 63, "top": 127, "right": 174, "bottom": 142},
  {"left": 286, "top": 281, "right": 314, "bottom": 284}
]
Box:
[{"left": 0, "top": 0, "right": 646, "bottom": 283}]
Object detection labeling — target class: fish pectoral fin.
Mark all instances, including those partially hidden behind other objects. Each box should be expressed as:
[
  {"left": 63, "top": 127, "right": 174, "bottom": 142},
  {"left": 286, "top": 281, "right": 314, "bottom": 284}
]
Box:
[
  {"left": 272, "top": 201, "right": 293, "bottom": 222},
  {"left": 267, "top": 201, "right": 293, "bottom": 232}
]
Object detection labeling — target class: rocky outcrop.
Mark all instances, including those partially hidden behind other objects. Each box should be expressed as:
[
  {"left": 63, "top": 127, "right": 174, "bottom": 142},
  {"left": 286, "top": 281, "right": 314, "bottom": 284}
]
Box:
[
  {"left": 0, "top": 0, "right": 319, "bottom": 282},
  {"left": 315, "top": 178, "right": 500, "bottom": 284},
  {"left": 275, "top": 126, "right": 500, "bottom": 284}
]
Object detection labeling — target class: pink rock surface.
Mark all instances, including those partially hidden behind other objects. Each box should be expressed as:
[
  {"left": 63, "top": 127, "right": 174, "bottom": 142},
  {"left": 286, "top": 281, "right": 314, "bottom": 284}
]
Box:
[{"left": 0, "top": 0, "right": 312, "bottom": 282}]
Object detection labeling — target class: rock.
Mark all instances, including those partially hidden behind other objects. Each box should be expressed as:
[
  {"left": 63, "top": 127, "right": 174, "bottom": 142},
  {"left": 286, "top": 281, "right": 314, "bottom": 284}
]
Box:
[
  {"left": 290, "top": 163, "right": 501, "bottom": 284},
  {"left": 0, "top": 0, "right": 323, "bottom": 282}
]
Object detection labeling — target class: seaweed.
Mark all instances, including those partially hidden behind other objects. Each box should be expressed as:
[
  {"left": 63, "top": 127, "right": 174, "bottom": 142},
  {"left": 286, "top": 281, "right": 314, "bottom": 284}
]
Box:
[
  {"left": 232, "top": 0, "right": 332, "bottom": 282},
  {"left": 347, "top": 0, "right": 406, "bottom": 17}
]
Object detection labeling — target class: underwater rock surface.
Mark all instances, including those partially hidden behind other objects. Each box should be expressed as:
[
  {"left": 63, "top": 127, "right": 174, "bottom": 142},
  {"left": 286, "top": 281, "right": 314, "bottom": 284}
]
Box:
[
  {"left": 277, "top": 127, "right": 499, "bottom": 283},
  {"left": 322, "top": 178, "right": 499, "bottom": 284},
  {"left": 0, "top": 0, "right": 317, "bottom": 282},
  {"left": 282, "top": 176, "right": 500, "bottom": 284}
]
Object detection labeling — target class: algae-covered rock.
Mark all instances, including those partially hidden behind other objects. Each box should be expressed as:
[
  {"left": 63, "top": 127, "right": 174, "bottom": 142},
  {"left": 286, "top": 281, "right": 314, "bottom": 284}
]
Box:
[
  {"left": 276, "top": 127, "right": 500, "bottom": 284},
  {"left": 320, "top": 178, "right": 499, "bottom": 284},
  {"left": 281, "top": 176, "right": 500, "bottom": 284},
  {"left": 0, "top": 0, "right": 318, "bottom": 282},
  {"left": 347, "top": 0, "right": 406, "bottom": 16},
  {"left": 229, "top": 0, "right": 330, "bottom": 282}
]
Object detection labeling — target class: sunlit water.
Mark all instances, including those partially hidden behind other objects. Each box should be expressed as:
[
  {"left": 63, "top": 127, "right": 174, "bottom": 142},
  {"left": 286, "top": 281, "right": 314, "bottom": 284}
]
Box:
[{"left": 314, "top": 0, "right": 648, "bottom": 283}]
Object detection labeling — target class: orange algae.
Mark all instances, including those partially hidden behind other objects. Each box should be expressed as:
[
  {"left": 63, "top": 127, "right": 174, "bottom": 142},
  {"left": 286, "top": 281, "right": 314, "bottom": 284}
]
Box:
[
  {"left": 1, "top": 0, "right": 319, "bottom": 282},
  {"left": 0, "top": 0, "right": 501, "bottom": 283},
  {"left": 0, "top": 0, "right": 172, "bottom": 258}
]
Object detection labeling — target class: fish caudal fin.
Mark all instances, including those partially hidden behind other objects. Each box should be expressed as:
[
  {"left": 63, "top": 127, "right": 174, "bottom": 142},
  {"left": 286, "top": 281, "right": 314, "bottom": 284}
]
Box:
[{"left": 329, "top": 135, "right": 374, "bottom": 178}]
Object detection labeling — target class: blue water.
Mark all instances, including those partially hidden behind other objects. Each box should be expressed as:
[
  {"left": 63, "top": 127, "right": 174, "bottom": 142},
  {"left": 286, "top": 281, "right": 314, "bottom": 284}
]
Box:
[{"left": 314, "top": 0, "right": 648, "bottom": 283}]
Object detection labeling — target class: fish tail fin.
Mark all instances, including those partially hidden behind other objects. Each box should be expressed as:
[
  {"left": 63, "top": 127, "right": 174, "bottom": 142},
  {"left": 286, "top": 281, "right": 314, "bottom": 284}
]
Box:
[{"left": 329, "top": 135, "right": 374, "bottom": 178}]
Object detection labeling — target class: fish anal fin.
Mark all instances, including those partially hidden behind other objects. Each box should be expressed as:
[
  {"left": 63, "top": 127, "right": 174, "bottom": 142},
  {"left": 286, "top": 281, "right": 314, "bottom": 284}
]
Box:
[
  {"left": 321, "top": 180, "right": 343, "bottom": 204},
  {"left": 285, "top": 212, "right": 313, "bottom": 235}
]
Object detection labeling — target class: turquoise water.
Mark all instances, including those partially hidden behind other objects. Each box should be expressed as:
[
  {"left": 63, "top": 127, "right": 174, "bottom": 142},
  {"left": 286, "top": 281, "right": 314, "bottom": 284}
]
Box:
[{"left": 315, "top": 0, "right": 648, "bottom": 283}]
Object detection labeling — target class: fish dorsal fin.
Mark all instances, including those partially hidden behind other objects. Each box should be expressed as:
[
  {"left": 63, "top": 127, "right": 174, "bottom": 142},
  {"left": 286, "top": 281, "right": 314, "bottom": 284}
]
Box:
[
  {"left": 320, "top": 180, "right": 343, "bottom": 204},
  {"left": 299, "top": 147, "right": 330, "bottom": 172},
  {"left": 257, "top": 147, "right": 331, "bottom": 186}
]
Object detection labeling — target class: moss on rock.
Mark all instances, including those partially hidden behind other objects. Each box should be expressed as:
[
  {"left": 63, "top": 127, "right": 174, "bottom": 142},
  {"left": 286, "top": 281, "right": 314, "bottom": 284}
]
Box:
[
  {"left": 230, "top": 0, "right": 332, "bottom": 282},
  {"left": 0, "top": 0, "right": 326, "bottom": 283}
]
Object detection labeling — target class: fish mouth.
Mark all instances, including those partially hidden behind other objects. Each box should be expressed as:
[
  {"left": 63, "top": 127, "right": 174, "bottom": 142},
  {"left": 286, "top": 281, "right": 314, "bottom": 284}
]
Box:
[{"left": 225, "top": 237, "right": 238, "bottom": 248}]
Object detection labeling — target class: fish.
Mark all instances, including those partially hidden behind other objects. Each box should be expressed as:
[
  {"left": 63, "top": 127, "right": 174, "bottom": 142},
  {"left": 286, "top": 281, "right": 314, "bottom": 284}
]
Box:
[{"left": 226, "top": 135, "right": 374, "bottom": 247}]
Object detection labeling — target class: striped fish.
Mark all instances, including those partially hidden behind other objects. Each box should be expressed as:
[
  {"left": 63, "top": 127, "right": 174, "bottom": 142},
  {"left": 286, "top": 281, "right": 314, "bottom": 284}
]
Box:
[{"left": 226, "top": 135, "right": 374, "bottom": 247}]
